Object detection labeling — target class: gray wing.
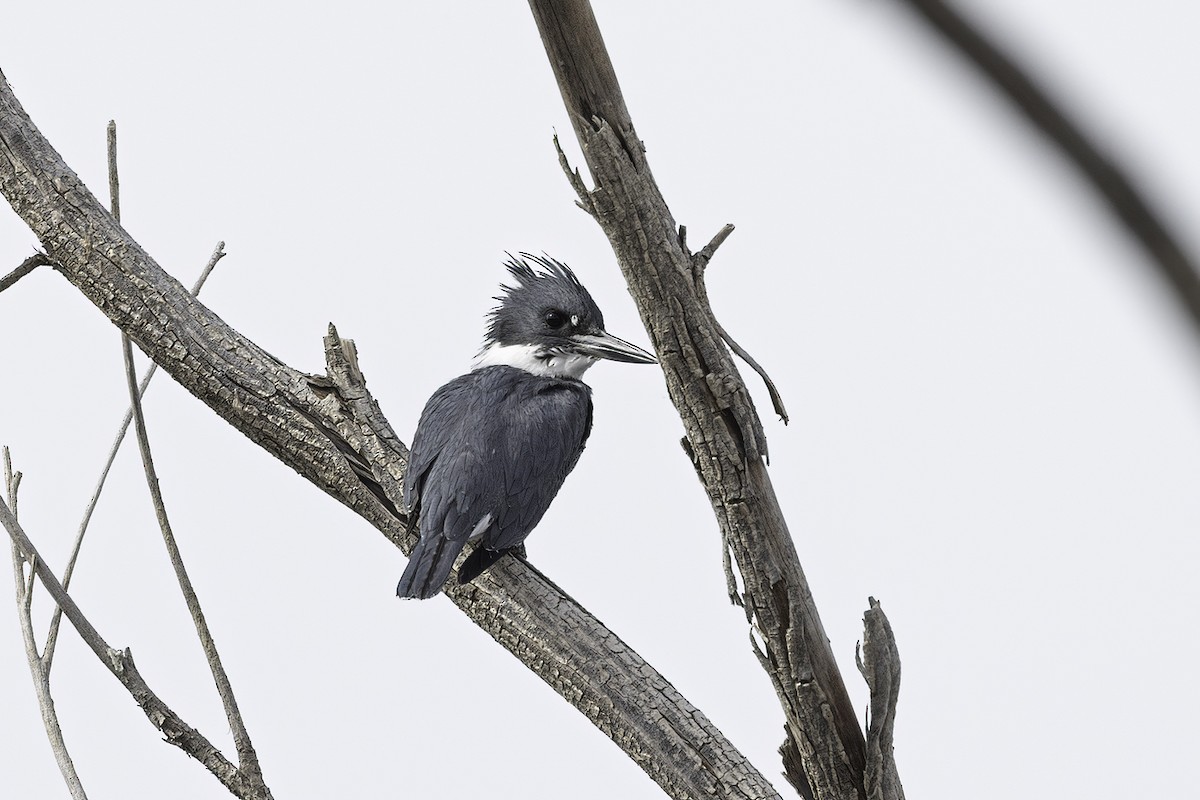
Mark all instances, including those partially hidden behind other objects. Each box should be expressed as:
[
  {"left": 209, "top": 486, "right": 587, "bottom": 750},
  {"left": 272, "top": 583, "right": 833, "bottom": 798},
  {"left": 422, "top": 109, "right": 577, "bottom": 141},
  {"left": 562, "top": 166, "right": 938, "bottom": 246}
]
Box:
[
  {"left": 397, "top": 367, "right": 592, "bottom": 598},
  {"left": 482, "top": 374, "right": 593, "bottom": 551}
]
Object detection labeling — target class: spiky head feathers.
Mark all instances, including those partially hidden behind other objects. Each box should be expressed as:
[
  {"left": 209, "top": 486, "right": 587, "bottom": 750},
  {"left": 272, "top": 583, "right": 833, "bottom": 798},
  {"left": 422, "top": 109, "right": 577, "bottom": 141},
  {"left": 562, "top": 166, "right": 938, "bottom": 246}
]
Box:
[{"left": 484, "top": 254, "right": 605, "bottom": 348}]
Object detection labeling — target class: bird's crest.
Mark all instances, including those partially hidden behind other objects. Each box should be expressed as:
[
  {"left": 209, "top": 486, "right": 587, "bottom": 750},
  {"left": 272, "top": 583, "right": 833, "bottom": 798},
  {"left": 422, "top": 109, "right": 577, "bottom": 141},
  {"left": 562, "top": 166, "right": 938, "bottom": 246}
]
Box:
[
  {"left": 497, "top": 252, "right": 585, "bottom": 298},
  {"left": 484, "top": 253, "right": 604, "bottom": 348}
]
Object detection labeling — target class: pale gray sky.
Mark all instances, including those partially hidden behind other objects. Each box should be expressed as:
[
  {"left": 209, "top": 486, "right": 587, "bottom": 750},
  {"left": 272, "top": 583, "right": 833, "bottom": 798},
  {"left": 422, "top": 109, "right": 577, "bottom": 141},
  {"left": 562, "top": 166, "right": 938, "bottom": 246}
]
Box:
[{"left": 2, "top": 2, "right": 1199, "bottom": 798}]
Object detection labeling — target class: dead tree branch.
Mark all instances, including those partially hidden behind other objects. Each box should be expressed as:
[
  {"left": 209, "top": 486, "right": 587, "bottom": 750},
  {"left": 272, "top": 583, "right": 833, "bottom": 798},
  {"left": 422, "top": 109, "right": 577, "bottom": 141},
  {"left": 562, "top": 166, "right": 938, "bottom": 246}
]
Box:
[
  {"left": 0, "top": 494, "right": 268, "bottom": 799},
  {"left": 121, "top": 334, "right": 271, "bottom": 795},
  {"left": 528, "top": 2, "right": 891, "bottom": 798},
  {"left": 6, "top": 449, "right": 89, "bottom": 799},
  {"left": 45, "top": 240, "right": 225, "bottom": 669},
  {"left": 0, "top": 252, "right": 50, "bottom": 294},
  {"left": 856, "top": 599, "right": 904, "bottom": 800},
  {"left": 107, "top": 120, "right": 268, "bottom": 792},
  {"left": 0, "top": 68, "right": 779, "bottom": 800}
]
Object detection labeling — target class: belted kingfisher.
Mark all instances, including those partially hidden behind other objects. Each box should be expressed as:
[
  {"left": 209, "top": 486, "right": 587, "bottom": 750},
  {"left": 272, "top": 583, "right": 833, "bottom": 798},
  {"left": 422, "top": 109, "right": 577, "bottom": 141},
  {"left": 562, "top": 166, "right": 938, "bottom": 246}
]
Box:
[{"left": 396, "top": 254, "right": 657, "bottom": 599}]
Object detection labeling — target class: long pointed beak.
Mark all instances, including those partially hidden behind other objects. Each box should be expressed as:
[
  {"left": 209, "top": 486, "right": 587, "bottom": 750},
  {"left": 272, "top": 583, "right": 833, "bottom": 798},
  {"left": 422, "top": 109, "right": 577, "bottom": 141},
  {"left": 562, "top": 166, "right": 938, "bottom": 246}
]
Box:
[{"left": 569, "top": 331, "right": 658, "bottom": 364}]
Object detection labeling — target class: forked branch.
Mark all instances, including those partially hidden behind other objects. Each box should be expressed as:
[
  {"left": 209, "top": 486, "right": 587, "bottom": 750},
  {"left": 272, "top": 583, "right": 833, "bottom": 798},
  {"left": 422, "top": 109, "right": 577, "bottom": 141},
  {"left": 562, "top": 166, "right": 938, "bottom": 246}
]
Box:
[{"left": 0, "top": 493, "right": 268, "bottom": 799}]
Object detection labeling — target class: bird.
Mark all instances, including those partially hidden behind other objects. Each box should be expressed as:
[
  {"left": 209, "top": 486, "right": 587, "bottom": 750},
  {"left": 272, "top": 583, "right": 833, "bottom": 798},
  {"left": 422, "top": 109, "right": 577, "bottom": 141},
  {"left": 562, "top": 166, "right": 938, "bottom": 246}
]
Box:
[{"left": 396, "top": 254, "right": 657, "bottom": 599}]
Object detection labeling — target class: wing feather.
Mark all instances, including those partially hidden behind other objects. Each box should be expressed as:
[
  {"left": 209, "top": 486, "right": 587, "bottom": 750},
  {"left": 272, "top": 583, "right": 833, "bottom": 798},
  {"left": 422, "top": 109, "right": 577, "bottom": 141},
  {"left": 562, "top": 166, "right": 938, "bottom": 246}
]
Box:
[{"left": 399, "top": 366, "right": 593, "bottom": 594}]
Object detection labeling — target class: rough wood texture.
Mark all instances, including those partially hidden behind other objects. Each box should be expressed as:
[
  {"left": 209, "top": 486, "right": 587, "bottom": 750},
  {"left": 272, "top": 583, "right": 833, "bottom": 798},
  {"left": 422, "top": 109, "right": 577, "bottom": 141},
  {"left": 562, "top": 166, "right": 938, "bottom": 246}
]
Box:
[
  {"left": 0, "top": 68, "right": 779, "bottom": 800},
  {"left": 528, "top": 2, "right": 884, "bottom": 798},
  {"left": 856, "top": 599, "right": 904, "bottom": 800}
]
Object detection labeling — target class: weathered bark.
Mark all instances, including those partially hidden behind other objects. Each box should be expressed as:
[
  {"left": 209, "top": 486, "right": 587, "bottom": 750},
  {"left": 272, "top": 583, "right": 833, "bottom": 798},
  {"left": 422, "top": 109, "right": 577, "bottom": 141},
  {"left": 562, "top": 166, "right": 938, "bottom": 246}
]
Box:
[
  {"left": 0, "top": 68, "right": 780, "bottom": 799},
  {"left": 856, "top": 599, "right": 904, "bottom": 800},
  {"left": 527, "top": 2, "right": 891, "bottom": 798}
]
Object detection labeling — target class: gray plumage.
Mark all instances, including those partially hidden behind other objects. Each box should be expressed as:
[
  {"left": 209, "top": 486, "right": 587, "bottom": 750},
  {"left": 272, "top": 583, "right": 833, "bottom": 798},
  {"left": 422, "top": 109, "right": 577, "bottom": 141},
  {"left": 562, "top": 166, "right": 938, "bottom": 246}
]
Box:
[{"left": 396, "top": 254, "right": 656, "bottom": 599}]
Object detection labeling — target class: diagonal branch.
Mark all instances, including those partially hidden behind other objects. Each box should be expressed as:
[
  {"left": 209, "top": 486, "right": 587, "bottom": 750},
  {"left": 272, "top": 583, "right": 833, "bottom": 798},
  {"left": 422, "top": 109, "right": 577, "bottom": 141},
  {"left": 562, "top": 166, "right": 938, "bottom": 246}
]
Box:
[
  {"left": 0, "top": 494, "right": 267, "bottom": 799},
  {"left": 44, "top": 240, "right": 225, "bottom": 669},
  {"left": 892, "top": 0, "right": 1200, "bottom": 342},
  {"left": 6, "top": 448, "right": 88, "bottom": 799},
  {"left": 121, "top": 334, "right": 271, "bottom": 794},
  {"left": 528, "top": 2, "right": 887, "bottom": 798},
  {"left": 0, "top": 252, "right": 50, "bottom": 294},
  {"left": 0, "top": 67, "right": 779, "bottom": 800},
  {"left": 105, "top": 121, "right": 268, "bottom": 792}
]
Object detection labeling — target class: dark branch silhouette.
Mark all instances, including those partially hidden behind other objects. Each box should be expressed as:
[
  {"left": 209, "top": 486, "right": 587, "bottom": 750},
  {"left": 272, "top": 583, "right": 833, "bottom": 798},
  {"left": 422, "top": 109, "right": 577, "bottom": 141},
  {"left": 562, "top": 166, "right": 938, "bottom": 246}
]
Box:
[{"left": 894, "top": 0, "right": 1200, "bottom": 341}]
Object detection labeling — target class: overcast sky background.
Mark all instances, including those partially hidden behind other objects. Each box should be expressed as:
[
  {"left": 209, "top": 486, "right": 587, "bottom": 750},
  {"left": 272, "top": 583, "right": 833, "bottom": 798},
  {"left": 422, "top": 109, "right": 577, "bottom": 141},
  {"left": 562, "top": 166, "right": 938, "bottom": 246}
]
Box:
[{"left": 2, "top": 2, "right": 1199, "bottom": 798}]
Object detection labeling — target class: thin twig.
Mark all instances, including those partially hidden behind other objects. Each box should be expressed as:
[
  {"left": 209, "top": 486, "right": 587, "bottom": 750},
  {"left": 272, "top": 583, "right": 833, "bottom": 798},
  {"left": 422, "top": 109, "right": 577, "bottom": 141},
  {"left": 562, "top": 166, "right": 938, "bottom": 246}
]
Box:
[
  {"left": 0, "top": 252, "right": 50, "bottom": 294},
  {"left": 121, "top": 336, "right": 269, "bottom": 792},
  {"left": 106, "top": 121, "right": 119, "bottom": 222},
  {"left": 553, "top": 131, "right": 596, "bottom": 215},
  {"left": 46, "top": 119, "right": 222, "bottom": 668},
  {"left": 4, "top": 446, "right": 19, "bottom": 513},
  {"left": 0, "top": 496, "right": 265, "bottom": 798},
  {"left": 43, "top": 240, "right": 225, "bottom": 668},
  {"left": 688, "top": 224, "right": 790, "bottom": 425},
  {"left": 5, "top": 448, "right": 89, "bottom": 799},
  {"left": 106, "top": 125, "right": 264, "bottom": 789},
  {"left": 694, "top": 223, "right": 735, "bottom": 272},
  {"left": 895, "top": 0, "right": 1200, "bottom": 343},
  {"left": 713, "top": 318, "right": 789, "bottom": 425}
]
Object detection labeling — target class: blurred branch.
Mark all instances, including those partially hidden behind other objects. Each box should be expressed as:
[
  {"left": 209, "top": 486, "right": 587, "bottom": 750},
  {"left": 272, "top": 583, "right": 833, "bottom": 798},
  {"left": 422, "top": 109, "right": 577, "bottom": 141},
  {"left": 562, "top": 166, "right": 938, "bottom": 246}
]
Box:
[
  {"left": 894, "top": 0, "right": 1200, "bottom": 341},
  {"left": 6, "top": 448, "right": 89, "bottom": 799}
]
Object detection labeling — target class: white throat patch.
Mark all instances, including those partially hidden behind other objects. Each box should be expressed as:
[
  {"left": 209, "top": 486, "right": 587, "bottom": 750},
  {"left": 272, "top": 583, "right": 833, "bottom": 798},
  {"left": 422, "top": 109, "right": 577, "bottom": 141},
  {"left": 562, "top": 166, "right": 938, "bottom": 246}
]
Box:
[{"left": 474, "top": 342, "right": 596, "bottom": 379}]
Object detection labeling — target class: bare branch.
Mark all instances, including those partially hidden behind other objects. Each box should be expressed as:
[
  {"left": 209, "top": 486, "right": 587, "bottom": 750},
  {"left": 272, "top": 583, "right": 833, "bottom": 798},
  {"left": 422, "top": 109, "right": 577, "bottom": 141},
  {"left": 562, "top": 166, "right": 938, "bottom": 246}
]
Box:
[
  {"left": 527, "top": 2, "right": 870, "bottom": 797},
  {"left": 122, "top": 333, "right": 271, "bottom": 794},
  {"left": 105, "top": 122, "right": 267, "bottom": 791},
  {"left": 0, "top": 495, "right": 267, "bottom": 799},
  {"left": 712, "top": 321, "right": 789, "bottom": 427},
  {"left": 0, "top": 67, "right": 777, "bottom": 800},
  {"left": 106, "top": 120, "right": 119, "bottom": 221},
  {"left": 44, "top": 240, "right": 226, "bottom": 670},
  {"left": 694, "top": 223, "right": 736, "bottom": 271},
  {"left": 856, "top": 599, "right": 904, "bottom": 800},
  {"left": 893, "top": 0, "right": 1200, "bottom": 343},
  {"left": 0, "top": 252, "right": 50, "bottom": 294},
  {"left": 685, "top": 223, "right": 789, "bottom": 425},
  {"left": 6, "top": 447, "right": 89, "bottom": 799},
  {"left": 553, "top": 132, "right": 595, "bottom": 215},
  {"left": 4, "top": 446, "right": 18, "bottom": 511}
]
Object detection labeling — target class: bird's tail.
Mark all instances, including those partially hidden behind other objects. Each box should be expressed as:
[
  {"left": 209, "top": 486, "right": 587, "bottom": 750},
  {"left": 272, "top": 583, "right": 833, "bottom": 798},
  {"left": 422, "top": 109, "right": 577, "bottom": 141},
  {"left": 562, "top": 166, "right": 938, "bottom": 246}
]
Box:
[{"left": 396, "top": 536, "right": 466, "bottom": 599}]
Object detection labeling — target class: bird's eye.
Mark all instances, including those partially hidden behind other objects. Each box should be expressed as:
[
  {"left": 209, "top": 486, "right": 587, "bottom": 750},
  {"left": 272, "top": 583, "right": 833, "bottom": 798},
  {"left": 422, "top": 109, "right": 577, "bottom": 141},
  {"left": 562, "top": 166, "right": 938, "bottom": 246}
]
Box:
[{"left": 544, "top": 311, "right": 567, "bottom": 329}]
